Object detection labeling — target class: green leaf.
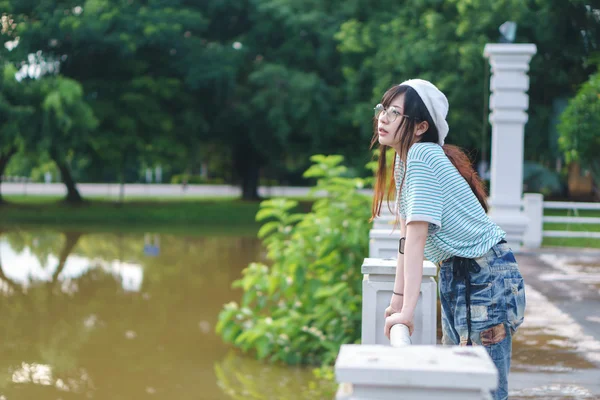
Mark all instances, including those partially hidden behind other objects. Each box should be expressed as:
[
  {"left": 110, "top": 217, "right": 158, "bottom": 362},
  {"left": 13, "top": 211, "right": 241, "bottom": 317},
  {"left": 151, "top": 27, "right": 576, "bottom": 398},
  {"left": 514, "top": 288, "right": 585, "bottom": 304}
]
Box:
[
  {"left": 256, "top": 207, "right": 280, "bottom": 222},
  {"left": 258, "top": 221, "right": 281, "bottom": 239}
]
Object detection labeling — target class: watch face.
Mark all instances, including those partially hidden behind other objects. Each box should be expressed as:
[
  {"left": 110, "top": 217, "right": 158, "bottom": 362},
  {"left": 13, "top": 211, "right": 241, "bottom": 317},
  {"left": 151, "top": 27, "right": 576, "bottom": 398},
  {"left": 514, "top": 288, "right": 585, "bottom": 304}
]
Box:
[{"left": 399, "top": 237, "right": 405, "bottom": 254}]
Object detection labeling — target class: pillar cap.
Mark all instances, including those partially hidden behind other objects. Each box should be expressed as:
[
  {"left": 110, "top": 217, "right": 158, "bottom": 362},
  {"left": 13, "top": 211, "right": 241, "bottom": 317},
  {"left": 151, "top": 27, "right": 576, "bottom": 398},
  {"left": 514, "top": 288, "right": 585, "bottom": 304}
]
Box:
[
  {"left": 484, "top": 43, "right": 537, "bottom": 58},
  {"left": 335, "top": 344, "right": 498, "bottom": 390},
  {"left": 362, "top": 258, "right": 437, "bottom": 277}
]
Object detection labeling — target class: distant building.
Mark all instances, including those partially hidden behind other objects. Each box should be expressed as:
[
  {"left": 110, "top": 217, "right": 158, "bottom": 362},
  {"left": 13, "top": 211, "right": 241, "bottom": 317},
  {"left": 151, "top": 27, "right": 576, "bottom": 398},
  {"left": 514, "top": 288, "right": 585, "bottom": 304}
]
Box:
[{"left": 568, "top": 162, "right": 595, "bottom": 199}]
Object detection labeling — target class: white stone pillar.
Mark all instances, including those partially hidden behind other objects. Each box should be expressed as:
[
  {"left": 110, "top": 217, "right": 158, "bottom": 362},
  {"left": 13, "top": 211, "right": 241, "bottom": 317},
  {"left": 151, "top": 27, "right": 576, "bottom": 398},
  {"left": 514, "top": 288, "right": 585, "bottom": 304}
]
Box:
[
  {"left": 483, "top": 44, "right": 537, "bottom": 250},
  {"left": 361, "top": 258, "right": 437, "bottom": 345}
]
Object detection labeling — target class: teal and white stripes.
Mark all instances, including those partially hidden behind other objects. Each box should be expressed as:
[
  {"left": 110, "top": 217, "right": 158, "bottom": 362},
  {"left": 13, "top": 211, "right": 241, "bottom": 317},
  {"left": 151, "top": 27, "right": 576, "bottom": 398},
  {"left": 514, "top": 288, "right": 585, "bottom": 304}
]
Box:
[{"left": 395, "top": 142, "right": 505, "bottom": 263}]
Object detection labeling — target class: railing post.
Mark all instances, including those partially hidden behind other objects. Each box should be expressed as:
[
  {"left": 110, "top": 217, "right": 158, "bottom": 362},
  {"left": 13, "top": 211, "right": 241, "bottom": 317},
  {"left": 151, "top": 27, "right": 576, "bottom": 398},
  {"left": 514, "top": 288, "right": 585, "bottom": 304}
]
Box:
[
  {"left": 361, "top": 258, "right": 437, "bottom": 346},
  {"left": 367, "top": 205, "right": 437, "bottom": 346},
  {"left": 523, "top": 193, "right": 543, "bottom": 248},
  {"left": 370, "top": 206, "right": 399, "bottom": 259}
]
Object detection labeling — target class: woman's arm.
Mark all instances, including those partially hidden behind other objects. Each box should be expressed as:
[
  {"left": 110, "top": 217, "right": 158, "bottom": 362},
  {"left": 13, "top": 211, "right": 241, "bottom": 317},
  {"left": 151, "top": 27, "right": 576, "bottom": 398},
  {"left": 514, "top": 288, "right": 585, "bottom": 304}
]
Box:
[
  {"left": 384, "top": 220, "right": 428, "bottom": 338},
  {"left": 401, "top": 221, "right": 428, "bottom": 318},
  {"left": 389, "top": 218, "right": 407, "bottom": 313}
]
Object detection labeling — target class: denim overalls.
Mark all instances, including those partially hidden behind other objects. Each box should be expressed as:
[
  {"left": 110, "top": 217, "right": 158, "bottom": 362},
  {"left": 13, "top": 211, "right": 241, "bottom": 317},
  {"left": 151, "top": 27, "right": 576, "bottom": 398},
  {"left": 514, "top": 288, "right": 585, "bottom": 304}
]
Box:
[{"left": 439, "top": 240, "right": 526, "bottom": 400}]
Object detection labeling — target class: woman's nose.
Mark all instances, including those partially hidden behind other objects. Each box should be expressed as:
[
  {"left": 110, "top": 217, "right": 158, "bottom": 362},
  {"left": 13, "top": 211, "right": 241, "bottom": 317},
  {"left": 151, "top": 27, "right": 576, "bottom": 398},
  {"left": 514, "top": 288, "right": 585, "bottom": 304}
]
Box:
[{"left": 378, "top": 111, "right": 389, "bottom": 123}]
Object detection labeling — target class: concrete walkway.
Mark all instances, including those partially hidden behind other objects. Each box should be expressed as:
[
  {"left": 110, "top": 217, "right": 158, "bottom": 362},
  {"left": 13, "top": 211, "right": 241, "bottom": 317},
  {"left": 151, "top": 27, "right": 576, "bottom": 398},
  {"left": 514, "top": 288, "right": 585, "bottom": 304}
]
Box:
[{"left": 509, "top": 249, "right": 600, "bottom": 399}]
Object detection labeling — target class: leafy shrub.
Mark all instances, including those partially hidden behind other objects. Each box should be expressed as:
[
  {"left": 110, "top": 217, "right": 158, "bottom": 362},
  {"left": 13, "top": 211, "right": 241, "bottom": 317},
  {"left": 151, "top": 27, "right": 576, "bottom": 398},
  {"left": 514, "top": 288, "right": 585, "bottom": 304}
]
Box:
[
  {"left": 216, "top": 154, "right": 372, "bottom": 367},
  {"left": 523, "top": 161, "right": 564, "bottom": 196}
]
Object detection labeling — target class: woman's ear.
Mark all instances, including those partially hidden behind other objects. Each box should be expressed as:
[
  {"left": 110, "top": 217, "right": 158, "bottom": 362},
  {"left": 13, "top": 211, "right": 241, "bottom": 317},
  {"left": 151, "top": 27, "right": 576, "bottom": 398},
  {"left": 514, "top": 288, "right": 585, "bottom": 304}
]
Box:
[{"left": 415, "top": 121, "right": 429, "bottom": 136}]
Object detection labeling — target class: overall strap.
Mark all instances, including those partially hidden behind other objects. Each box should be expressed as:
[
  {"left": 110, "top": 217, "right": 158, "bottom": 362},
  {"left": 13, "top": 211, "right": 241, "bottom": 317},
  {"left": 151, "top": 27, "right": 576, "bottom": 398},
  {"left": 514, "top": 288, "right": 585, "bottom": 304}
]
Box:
[{"left": 452, "top": 256, "right": 481, "bottom": 346}]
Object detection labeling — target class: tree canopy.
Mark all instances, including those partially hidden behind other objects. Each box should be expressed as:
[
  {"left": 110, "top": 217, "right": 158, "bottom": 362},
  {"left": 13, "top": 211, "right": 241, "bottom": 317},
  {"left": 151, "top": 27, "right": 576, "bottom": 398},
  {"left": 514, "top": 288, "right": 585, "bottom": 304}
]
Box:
[{"left": 1, "top": 0, "right": 598, "bottom": 200}]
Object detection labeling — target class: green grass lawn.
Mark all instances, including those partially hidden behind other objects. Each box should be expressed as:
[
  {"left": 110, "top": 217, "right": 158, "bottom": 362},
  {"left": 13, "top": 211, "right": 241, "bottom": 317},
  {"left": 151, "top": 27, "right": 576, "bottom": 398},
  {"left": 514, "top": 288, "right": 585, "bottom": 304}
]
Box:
[
  {"left": 542, "top": 209, "right": 600, "bottom": 248},
  {"left": 0, "top": 195, "right": 316, "bottom": 236},
  {"left": 0, "top": 196, "right": 264, "bottom": 236},
  {"left": 1, "top": 195, "right": 599, "bottom": 247}
]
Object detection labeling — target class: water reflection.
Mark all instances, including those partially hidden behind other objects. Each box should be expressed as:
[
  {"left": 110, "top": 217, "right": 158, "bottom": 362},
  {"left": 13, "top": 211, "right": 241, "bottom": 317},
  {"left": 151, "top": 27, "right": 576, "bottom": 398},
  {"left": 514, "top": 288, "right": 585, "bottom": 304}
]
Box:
[
  {"left": 1, "top": 232, "right": 142, "bottom": 292},
  {"left": 0, "top": 229, "right": 324, "bottom": 399},
  {"left": 215, "top": 352, "right": 336, "bottom": 400}
]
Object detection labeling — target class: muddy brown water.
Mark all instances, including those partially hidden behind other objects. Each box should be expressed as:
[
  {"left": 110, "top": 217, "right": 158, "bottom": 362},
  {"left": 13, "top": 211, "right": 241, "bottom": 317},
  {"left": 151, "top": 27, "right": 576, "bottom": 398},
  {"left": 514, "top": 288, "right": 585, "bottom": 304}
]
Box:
[
  {"left": 1, "top": 230, "right": 598, "bottom": 399},
  {"left": 0, "top": 229, "right": 328, "bottom": 399}
]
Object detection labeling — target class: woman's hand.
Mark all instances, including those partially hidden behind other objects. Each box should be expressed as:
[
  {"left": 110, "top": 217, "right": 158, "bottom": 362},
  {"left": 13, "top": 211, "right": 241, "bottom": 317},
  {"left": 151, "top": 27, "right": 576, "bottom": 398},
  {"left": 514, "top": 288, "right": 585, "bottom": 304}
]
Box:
[
  {"left": 384, "top": 293, "right": 403, "bottom": 318},
  {"left": 384, "top": 311, "right": 414, "bottom": 339},
  {"left": 384, "top": 305, "right": 400, "bottom": 319}
]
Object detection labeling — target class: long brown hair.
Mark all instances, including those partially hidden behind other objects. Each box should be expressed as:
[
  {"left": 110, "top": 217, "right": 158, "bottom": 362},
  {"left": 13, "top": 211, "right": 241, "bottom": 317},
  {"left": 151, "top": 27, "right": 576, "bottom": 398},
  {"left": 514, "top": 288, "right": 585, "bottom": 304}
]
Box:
[{"left": 370, "top": 85, "right": 488, "bottom": 223}]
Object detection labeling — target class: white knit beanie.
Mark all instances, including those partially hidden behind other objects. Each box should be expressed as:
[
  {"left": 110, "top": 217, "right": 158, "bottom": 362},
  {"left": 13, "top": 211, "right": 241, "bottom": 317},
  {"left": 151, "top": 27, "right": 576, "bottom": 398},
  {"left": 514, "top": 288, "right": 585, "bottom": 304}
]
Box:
[{"left": 399, "top": 79, "right": 449, "bottom": 146}]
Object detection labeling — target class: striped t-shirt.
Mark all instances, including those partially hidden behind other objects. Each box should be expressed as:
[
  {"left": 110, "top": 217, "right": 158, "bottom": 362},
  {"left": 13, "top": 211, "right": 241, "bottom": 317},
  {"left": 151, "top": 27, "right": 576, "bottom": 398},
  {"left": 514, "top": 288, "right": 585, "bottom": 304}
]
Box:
[{"left": 395, "top": 142, "right": 505, "bottom": 263}]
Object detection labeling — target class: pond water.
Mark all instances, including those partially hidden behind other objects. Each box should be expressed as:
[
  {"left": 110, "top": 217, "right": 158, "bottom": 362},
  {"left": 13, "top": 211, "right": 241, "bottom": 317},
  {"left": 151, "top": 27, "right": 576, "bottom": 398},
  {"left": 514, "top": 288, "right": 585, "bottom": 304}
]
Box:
[
  {"left": 2, "top": 229, "right": 598, "bottom": 399},
  {"left": 0, "top": 229, "right": 328, "bottom": 399}
]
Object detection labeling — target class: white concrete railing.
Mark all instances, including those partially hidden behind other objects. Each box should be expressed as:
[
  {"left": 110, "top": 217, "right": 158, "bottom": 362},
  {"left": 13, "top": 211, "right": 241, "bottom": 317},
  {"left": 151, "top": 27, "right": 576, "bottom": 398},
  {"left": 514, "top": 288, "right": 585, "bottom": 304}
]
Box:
[
  {"left": 335, "top": 248, "right": 498, "bottom": 400},
  {"left": 523, "top": 194, "right": 600, "bottom": 246},
  {"left": 389, "top": 324, "right": 412, "bottom": 347}
]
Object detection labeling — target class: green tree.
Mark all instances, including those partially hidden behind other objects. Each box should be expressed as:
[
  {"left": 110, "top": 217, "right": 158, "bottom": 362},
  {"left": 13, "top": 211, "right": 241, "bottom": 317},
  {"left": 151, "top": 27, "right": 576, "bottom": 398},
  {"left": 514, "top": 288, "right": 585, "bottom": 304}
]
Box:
[
  {"left": 558, "top": 71, "right": 600, "bottom": 190},
  {"left": 5, "top": 1, "right": 205, "bottom": 193},
  {"left": 335, "top": 0, "right": 599, "bottom": 165},
  {"left": 1, "top": 60, "right": 96, "bottom": 202},
  {"left": 183, "top": 0, "right": 363, "bottom": 199},
  {"left": 3, "top": 0, "right": 599, "bottom": 199},
  {"left": 0, "top": 64, "right": 33, "bottom": 202},
  {"left": 40, "top": 76, "right": 98, "bottom": 202}
]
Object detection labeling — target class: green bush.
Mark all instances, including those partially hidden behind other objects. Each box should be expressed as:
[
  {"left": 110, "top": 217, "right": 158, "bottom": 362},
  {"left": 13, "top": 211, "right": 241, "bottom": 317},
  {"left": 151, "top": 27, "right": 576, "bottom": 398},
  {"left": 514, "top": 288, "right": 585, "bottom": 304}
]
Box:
[
  {"left": 216, "top": 155, "right": 372, "bottom": 367},
  {"left": 523, "top": 161, "right": 564, "bottom": 196}
]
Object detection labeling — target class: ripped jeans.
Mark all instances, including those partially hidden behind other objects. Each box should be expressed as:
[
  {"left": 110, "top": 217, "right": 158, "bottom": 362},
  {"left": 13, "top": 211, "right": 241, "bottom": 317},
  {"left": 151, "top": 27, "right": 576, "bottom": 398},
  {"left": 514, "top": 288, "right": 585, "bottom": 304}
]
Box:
[{"left": 439, "top": 241, "right": 526, "bottom": 400}]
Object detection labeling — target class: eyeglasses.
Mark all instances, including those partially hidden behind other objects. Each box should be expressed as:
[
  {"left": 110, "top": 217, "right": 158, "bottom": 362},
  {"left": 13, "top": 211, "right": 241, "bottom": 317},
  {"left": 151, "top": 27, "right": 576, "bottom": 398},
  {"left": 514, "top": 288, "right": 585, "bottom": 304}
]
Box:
[{"left": 374, "top": 103, "right": 417, "bottom": 123}]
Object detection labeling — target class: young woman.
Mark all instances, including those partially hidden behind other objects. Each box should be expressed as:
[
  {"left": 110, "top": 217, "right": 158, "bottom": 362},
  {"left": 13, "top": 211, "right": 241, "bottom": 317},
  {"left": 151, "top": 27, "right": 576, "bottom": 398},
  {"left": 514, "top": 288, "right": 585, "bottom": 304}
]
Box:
[{"left": 371, "top": 79, "right": 526, "bottom": 400}]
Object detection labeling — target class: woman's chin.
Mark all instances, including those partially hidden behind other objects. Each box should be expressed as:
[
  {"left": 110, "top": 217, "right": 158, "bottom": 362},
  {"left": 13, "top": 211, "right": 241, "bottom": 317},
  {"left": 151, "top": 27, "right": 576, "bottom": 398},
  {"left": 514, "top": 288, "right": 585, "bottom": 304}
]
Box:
[{"left": 378, "top": 136, "right": 392, "bottom": 146}]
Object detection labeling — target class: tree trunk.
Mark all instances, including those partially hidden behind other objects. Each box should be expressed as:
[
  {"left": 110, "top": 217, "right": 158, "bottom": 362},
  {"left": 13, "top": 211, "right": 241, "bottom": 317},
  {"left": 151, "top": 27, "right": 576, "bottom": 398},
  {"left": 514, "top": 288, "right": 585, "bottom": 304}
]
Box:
[
  {"left": 234, "top": 144, "right": 262, "bottom": 201},
  {"left": 0, "top": 147, "right": 17, "bottom": 204},
  {"left": 52, "top": 232, "right": 82, "bottom": 283},
  {"left": 241, "top": 164, "right": 260, "bottom": 200},
  {"left": 591, "top": 160, "right": 600, "bottom": 201},
  {"left": 118, "top": 154, "right": 127, "bottom": 203},
  {"left": 51, "top": 151, "right": 83, "bottom": 203},
  {"left": 119, "top": 163, "right": 126, "bottom": 203}
]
